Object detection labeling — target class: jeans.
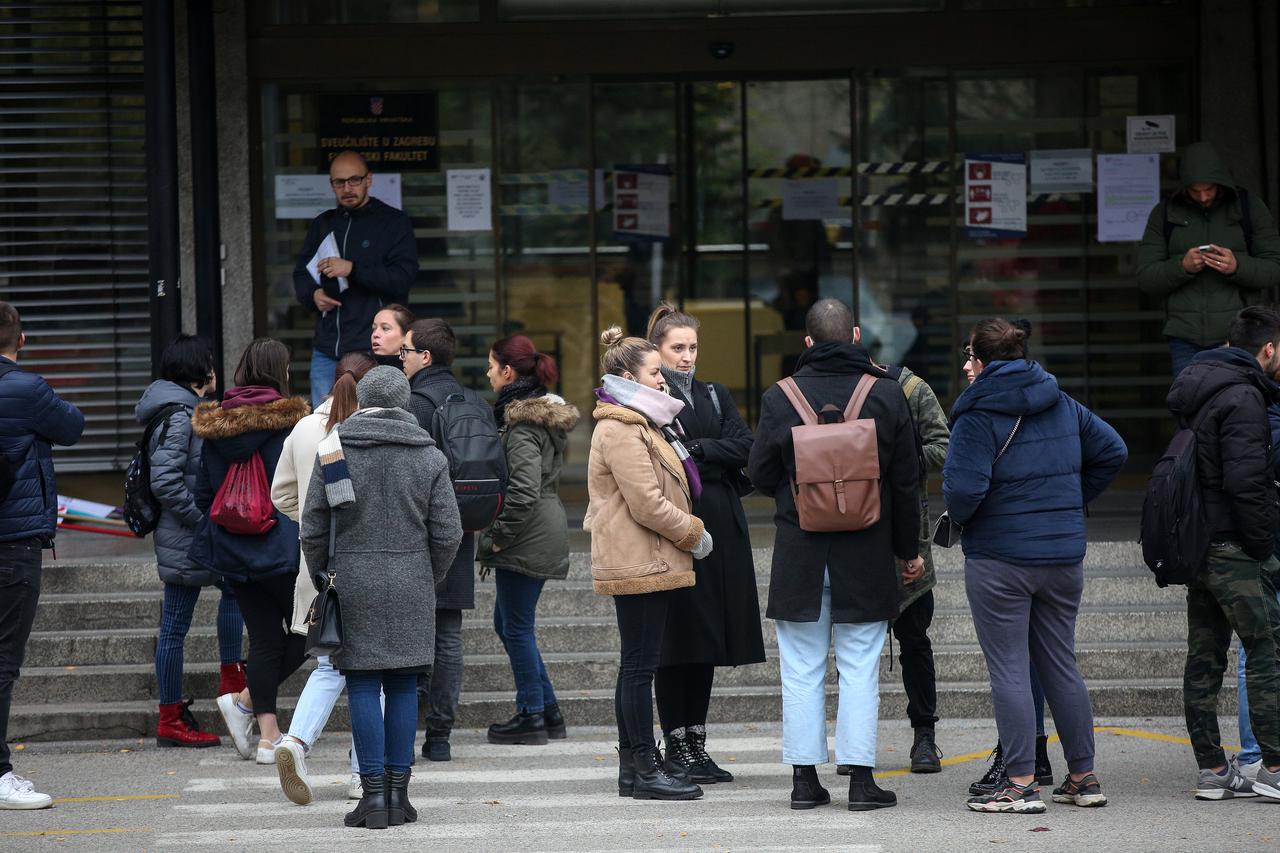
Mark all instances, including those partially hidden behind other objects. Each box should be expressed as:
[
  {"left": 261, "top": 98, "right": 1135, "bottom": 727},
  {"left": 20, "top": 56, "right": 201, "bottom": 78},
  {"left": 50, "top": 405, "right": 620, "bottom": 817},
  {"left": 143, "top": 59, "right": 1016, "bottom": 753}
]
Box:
[
  {"left": 892, "top": 590, "right": 937, "bottom": 730},
  {"left": 965, "top": 557, "right": 1097, "bottom": 778},
  {"left": 1169, "top": 337, "right": 1214, "bottom": 379},
  {"left": 419, "top": 608, "right": 464, "bottom": 738},
  {"left": 309, "top": 349, "right": 338, "bottom": 408},
  {"left": 493, "top": 569, "right": 556, "bottom": 714},
  {"left": 347, "top": 669, "right": 418, "bottom": 777},
  {"left": 287, "top": 656, "right": 359, "bottom": 774},
  {"left": 155, "top": 583, "right": 244, "bottom": 705},
  {"left": 1236, "top": 578, "right": 1280, "bottom": 765},
  {"left": 775, "top": 570, "right": 887, "bottom": 767},
  {"left": 0, "top": 538, "right": 41, "bottom": 778},
  {"left": 230, "top": 573, "right": 307, "bottom": 717},
  {"left": 614, "top": 591, "right": 669, "bottom": 750}
]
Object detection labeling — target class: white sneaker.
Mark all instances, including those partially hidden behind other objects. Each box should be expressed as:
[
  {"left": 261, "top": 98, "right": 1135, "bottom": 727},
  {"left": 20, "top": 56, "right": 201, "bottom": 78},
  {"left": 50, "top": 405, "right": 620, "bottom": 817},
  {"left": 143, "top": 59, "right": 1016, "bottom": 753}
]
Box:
[
  {"left": 255, "top": 740, "right": 277, "bottom": 765},
  {"left": 216, "top": 693, "right": 255, "bottom": 760},
  {"left": 347, "top": 773, "right": 362, "bottom": 800},
  {"left": 0, "top": 772, "right": 53, "bottom": 810},
  {"left": 1232, "top": 754, "right": 1263, "bottom": 784},
  {"left": 275, "top": 739, "right": 313, "bottom": 805}
]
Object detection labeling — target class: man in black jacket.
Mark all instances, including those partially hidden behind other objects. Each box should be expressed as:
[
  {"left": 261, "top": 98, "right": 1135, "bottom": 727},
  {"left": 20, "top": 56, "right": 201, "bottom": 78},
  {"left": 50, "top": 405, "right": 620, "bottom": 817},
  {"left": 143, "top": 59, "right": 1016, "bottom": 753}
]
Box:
[
  {"left": 400, "top": 318, "right": 479, "bottom": 762},
  {"left": 292, "top": 151, "right": 419, "bottom": 406},
  {"left": 1167, "top": 305, "right": 1280, "bottom": 801},
  {"left": 749, "top": 298, "right": 922, "bottom": 812}
]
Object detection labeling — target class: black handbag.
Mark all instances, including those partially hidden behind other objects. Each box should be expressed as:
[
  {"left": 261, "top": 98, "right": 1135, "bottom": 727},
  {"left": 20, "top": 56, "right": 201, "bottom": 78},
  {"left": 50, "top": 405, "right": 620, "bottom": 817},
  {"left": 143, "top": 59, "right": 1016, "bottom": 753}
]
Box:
[
  {"left": 931, "top": 415, "right": 1023, "bottom": 549},
  {"left": 305, "top": 514, "right": 343, "bottom": 657}
]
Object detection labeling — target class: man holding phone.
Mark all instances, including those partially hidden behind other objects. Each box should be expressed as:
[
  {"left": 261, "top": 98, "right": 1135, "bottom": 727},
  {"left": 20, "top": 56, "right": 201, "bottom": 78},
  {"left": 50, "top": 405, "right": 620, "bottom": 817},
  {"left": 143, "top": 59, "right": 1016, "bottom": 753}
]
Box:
[{"left": 1137, "top": 141, "right": 1280, "bottom": 378}]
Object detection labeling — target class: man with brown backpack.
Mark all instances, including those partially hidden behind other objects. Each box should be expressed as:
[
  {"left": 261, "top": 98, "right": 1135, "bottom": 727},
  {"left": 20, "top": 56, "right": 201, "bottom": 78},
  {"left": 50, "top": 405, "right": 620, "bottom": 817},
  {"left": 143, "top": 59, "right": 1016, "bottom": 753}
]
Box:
[{"left": 749, "top": 298, "right": 922, "bottom": 813}]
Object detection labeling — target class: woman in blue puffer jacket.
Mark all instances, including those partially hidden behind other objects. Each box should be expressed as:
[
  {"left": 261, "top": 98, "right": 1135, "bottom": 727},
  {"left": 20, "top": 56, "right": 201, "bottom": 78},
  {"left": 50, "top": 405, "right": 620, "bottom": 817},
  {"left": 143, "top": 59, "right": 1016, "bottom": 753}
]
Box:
[{"left": 944, "top": 318, "right": 1127, "bottom": 815}]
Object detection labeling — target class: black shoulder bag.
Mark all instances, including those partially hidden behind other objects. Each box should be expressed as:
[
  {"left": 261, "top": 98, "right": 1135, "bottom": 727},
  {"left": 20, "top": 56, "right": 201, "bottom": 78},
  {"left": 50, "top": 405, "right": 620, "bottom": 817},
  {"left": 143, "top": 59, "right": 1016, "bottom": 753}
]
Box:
[
  {"left": 932, "top": 415, "right": 1022, "bottom": 548},
  {"left": 305, "top": 512, "right": 344, "bottom": 657}
]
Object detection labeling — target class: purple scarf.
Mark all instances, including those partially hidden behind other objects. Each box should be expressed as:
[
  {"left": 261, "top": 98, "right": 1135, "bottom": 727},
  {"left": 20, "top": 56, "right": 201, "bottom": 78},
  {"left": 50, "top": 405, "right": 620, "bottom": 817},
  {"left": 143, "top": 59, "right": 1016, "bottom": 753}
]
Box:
[{"left": 596, "top": 375, "right": 702, "bottom": 501}]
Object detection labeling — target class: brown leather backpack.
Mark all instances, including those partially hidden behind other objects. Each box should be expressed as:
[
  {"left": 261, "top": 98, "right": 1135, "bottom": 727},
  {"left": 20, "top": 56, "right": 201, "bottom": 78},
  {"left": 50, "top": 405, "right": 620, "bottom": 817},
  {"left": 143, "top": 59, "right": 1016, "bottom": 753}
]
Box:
[{"left": 777, "top": 373, "right": 881, "bottom": 533}]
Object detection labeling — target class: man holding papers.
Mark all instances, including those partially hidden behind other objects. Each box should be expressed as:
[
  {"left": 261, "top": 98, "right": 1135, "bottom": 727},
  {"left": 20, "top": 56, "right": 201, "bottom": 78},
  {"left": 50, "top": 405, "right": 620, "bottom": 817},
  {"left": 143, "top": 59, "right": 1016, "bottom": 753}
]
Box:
[{"left": 292, "top": 150, "right": 419, "bottom": 406}]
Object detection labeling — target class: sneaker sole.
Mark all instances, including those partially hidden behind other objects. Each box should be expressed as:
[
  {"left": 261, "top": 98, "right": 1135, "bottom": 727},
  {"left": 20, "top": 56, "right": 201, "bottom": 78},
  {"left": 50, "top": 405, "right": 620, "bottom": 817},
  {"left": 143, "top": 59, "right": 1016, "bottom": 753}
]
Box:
[
  {"left": 1052, "top": 793, "right": 1108, "bottom": 807},
  {"left": 1194, "top": 788, "right": 1258, "bottom": 800},
  {"left": 275, "top": 749, "right": 313, "bottom": 806},
  {"left": 0, "top": 797, "right": 53, "bottom": 810},
  {"left": 1252, "top": 780, "right": 1280, "bottom": 801},
  {"left": 966, "top": 800, "right": 1046, "bottom": 813}
]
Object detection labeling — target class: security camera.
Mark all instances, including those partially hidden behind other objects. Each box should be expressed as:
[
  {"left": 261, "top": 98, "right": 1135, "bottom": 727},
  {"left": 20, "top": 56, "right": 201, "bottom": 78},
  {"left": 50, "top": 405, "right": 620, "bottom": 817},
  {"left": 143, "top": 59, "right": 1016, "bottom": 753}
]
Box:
[{"left": 709, "top": 41, "right": 734, "bottom": 60}]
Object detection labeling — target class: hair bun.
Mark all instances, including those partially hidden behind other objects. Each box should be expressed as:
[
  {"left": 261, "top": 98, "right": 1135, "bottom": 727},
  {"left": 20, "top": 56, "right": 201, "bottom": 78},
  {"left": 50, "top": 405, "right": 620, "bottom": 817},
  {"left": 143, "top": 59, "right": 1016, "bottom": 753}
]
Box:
[
  {"left": 1010, "top": 318, "right": 1032, "bottom": 340},
  {"left": 600, "top": 326, "right": 625, "bottom": 349}
]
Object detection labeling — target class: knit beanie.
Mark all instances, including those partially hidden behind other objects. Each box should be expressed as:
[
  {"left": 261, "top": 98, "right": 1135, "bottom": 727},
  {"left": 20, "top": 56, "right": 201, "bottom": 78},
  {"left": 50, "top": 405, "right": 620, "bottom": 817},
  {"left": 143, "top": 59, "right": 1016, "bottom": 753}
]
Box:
[{"left": 356, "top": 365, "right": 410, "bottom": 410}]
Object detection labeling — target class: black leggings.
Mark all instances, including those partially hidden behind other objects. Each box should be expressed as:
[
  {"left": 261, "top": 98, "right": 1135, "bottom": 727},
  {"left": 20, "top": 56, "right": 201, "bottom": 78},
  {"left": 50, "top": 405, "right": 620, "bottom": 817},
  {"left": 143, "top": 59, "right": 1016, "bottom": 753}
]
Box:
[
  {"left": 655, "top": 664, "right": 714, "bottom": 733},
  {"left": 613, "top": 591, "right": 669, "bottom": 750},
  {"left": 230, "top": 573, "right": 307, "bottom": 717}
]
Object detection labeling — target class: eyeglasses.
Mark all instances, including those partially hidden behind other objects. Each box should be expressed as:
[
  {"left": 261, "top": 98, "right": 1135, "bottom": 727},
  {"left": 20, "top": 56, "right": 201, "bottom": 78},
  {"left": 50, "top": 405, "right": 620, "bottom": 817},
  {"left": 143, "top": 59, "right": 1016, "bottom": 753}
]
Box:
[
  {"left": 960, "top": 345, "right": 976, "bottom": 360},
  {"left": 398, "top": 345, "right": 429, "bottom": 359},
  {"left": 330, "top": 174, "right": 368, "bottom": 189}
]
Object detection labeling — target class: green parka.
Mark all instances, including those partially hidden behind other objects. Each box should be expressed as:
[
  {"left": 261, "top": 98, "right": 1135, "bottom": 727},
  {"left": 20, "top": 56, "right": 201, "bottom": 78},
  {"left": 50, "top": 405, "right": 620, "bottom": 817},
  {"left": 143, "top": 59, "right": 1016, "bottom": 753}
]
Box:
[
  {"left": 894, "top": 365, "right": 950, "bottom": 613},
  {"left": 478, "top": 393, "right": 581, "bottom": 580},
  {"left": 1137, "top": 142, "right": 1280, "bottom": 346}
]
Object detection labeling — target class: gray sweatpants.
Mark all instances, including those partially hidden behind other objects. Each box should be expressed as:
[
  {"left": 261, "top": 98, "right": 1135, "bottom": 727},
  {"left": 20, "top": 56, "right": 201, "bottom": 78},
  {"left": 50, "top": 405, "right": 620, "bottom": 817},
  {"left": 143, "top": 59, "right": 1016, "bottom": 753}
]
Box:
[{"left": 964, "top": 557, "right": 1096, "bottom": 779}]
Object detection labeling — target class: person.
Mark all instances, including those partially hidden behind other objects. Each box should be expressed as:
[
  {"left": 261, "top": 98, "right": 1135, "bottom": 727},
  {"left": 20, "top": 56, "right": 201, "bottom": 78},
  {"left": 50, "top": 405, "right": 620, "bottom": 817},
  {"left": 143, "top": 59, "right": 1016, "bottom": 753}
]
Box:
[
  {"left": 1166, "top": 305, "right": 1280, "bottom": 802},
  {"left": 1137, "top": 141, "right": 1280, "bottom": 377},
  {"left": 0, "top": 301, "right": 84, "bottom": 809},
  {"left": 399, "top": 319, "right": 483, "bottom": 761},
  {"left": 192, "top": 338, "right": 310, "bottom": 764},
  {"left": 479, "top": 335, "right": 580, "bottom": 745},
  {"left": 370, "top": 304, "right": 415, "bottom": 368},
  {"left": 644, "top": 304, "right": 764, "bottom": 784},
  {"left": 269, "top": 351, "right": 376, "bottom": 805},
  {"left": 945, "top": 318, "right": 1127, "bottom": 814},
  {"left": 748, "top": 298, "right": 921, "bottom": 812},
  {"left": 300, "top": 366, "right": 463, "bottom": 830},
  {"left": 135, "top": 335, "right": 245, "bottom": 749},
  {"left": 586, "top": 327, "right": 711, "bottom": 801},
  {"left": 292, "top": 150, "right": 419, "bottom": 406}
]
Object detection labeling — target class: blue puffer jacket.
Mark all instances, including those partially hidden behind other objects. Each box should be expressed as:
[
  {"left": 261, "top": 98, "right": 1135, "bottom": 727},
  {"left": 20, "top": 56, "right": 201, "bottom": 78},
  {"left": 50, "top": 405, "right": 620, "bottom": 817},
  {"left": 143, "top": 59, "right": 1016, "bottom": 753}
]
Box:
[
  {"left": 0, "top": 356, "right": 85, "bottom": 543},
  {"left": 943, "top": 359, "right": 1127, "bottom": 566}
]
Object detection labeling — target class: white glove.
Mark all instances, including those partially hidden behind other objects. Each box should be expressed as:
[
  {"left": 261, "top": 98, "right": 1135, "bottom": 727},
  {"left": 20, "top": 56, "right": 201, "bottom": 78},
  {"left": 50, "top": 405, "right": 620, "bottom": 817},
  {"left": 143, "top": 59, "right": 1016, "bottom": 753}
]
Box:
[{"left": 691, "top": 528, "right": 714, "bottom": 560}]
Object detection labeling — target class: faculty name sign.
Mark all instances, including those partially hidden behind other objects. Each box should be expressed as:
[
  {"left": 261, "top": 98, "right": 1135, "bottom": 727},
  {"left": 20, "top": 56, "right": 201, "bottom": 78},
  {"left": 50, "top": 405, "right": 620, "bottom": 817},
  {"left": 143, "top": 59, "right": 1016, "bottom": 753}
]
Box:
[{"left": 317, "top": 93, "right": 439, "bottom": 170}]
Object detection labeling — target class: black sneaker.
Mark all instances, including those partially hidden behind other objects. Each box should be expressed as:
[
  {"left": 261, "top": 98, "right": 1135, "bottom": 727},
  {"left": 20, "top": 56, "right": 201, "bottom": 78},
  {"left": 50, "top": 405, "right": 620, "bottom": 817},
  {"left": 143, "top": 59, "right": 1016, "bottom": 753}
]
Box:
[
  {"left": 910, "top": 728, "right": 943, "bottom": 774},
  {"left": 966, "top": 780, "right": 1045, "bottom": 813},
  {"left": 1051, "top": 773, "right": 1107, "bottom": 807},
  {"left": 422, "top": 739, "right": 451, "bottom": 762},
  {"left": 969, "top": 743, "right": 1007, "bottom": 796}
]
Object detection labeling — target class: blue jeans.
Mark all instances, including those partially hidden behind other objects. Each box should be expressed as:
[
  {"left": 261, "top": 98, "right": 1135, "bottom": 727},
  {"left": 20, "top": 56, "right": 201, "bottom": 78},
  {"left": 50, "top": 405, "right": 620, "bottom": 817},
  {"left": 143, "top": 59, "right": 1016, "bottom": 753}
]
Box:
[
  {"left": 347, "top": 669, "right": 418, "bottom": 777},
  {"left": 155, "top": 582, "right": 243, "bottom": 705},
  {"left": 775, "top": 570, "right": 888, "bottom": 767},
  {"left": 286, "top": 656, "right": 359, "bottom": 774},
  {"left": 309, "top": 349, "right": 338, "bottom": 408},
  {"left": 1169, "top": 337, "right": 1214, "bottom": 379},
  {"left": 1236, "top": 585, "right": 1280, "bottom": 765},
  {"left": 493, "top": 569, "right": 556, "bottom": 714}
]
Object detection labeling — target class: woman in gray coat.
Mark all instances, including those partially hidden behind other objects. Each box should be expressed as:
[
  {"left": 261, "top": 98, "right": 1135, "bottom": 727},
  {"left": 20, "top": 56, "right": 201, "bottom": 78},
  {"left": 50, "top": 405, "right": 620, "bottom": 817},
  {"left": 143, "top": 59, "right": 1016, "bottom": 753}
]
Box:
[
  {"left": 134, "top": 335, "right": 244, "bottom": 748},
  {"left": 300, "top": 367, "right": 462, "bottom": 830}
]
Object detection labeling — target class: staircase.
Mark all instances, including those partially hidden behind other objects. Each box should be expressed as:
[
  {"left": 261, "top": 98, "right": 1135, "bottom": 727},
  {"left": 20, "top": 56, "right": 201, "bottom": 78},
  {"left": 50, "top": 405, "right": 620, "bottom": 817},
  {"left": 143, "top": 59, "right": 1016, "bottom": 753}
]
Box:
[{"left": 9, "top": 540, "right": 1230, "bottom": 743}]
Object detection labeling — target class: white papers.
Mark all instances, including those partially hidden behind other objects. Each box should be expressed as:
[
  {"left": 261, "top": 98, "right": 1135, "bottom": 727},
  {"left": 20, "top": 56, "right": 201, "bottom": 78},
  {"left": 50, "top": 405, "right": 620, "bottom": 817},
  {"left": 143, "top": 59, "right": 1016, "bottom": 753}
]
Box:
[
  {"left": 964, "top": 154, "right": 1026, "bottom": 238},
  {"left": 782, "top": 178, "right": 841, "bottom": 221},
  {"left": 1097, "top": 153, "right": 1160, "bottom": 242},
  {"left": 613, "top": 169, "right": 670, "bottom": 238},
  {"left": 1029, "top": 149, "right": 1093, "bottom": 193},
  {"left": 305, "top": 233, "right": 348, "bottom": 292},
  {"left": 447, "top": 168, "right": 493, "bottom": 232},
  {"left": 274, "top": 173, "right": 402, "bottom": 219},
  {"left": 1126, "top": 115, "right": 1176, "bottom": 154}
]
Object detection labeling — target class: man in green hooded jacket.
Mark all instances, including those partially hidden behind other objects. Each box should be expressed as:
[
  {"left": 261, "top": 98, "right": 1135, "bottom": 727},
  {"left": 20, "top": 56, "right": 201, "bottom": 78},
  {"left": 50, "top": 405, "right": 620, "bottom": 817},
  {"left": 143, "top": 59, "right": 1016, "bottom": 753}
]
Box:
[{"left": 1137, "top": 141, "right": 1280, "bottom": 377}]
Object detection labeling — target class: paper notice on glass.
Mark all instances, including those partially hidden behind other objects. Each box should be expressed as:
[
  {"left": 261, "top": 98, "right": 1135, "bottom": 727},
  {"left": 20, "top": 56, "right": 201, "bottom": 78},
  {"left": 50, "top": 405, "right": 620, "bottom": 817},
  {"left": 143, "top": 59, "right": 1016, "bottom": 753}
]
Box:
[
  {"left": 1029, "top": 149, "right": 1093, "bottom": 193},
  {"left": 782, "top": 178, "right": 841, "bottom": 221},
  {"left": 305, "top": 233, "right": 348, "bottom": 292},
  {"left": 1097, "top": 153, "right": 1160, "bottom": 243},
  {"left": 447, "top": 168, "right": 492, "bottom": 232},
  {"left": 1126, "top": 115, "right": 1175, "bottom": 154},
  {"left": 275, "top": 173, "right": 402, "bottom": 219},
  {"left": 964, "top": 153, "right": 1026, "bottom": 238},
  {"left": 613, "top": 169, "right": 670, "bottom": 238}
]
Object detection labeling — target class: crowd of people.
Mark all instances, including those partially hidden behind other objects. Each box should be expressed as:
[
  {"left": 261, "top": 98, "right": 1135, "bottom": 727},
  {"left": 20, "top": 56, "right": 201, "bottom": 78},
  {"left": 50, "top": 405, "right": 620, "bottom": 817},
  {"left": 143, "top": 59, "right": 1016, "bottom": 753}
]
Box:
[{"left": 0, "top": 144, "right": 1278, "bottom": 826}]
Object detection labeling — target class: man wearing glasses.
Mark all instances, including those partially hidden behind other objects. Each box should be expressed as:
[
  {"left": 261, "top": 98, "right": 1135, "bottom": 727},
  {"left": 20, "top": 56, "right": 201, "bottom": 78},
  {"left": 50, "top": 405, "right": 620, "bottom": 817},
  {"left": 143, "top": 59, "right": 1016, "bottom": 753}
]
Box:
[{"left": 292, "top": 150, "right": 419, "bottom": 406}]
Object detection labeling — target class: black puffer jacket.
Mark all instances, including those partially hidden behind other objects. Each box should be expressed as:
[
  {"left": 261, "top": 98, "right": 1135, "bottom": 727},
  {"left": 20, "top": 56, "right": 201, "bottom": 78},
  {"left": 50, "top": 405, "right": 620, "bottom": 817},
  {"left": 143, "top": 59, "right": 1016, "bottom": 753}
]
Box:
[{"left": 1167, "top": 346, "right": 1280, "bottom": 560}]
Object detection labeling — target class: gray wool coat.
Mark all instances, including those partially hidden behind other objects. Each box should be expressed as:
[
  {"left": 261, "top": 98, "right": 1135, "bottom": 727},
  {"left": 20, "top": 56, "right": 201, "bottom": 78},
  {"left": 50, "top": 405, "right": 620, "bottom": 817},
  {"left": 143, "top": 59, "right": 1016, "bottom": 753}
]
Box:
[{"left": 299, "top": 407, "right": 462, "bottom": 673}]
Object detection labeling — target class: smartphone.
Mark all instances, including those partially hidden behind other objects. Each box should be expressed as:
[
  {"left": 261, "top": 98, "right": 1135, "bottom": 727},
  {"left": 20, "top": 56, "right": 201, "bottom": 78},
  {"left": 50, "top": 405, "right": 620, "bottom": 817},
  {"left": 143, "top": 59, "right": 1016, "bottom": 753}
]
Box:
[{"left": 1198, "top": 244, "right": 1216, "bottom": 254}]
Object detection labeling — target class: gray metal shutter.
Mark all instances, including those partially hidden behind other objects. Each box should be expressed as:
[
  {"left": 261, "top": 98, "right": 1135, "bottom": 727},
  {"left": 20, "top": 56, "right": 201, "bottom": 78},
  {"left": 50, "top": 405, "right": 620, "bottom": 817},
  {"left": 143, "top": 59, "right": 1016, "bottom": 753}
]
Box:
[{"left": 0, "top": 2, "right": 147, "bottom": 471}]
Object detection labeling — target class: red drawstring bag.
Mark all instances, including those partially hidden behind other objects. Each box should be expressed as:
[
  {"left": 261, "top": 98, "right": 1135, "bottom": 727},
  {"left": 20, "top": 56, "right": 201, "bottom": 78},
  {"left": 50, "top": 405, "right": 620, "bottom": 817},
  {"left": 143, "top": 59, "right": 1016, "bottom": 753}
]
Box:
[{"left": 209, "top": 451, "right": 277, "bottom": 535}]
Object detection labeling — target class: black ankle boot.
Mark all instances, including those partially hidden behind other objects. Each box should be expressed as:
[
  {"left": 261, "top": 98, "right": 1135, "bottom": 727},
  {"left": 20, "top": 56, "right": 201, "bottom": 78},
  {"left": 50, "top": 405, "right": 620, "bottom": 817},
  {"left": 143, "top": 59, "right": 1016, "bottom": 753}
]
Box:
[
  {"left": 1035, "top": 735, "right": 1054, "bottom": 786},
  {"left": 663, "top": 729, "right": 708, "bottom": 784},
  {"left": 847, "top": 766, "right": 897, "bottom": 811},
  {"left": 791, "top": 765, "right": 831, "bottom": 810},
  {"left": 544, "top": 703, "right": 567, "bottom": 740},
  {"left": 632, "top": 745, "right": 703, "bottom": 800},
  {"left": 910, "top": 727, "right": 942, "bottom": 774},
  {"left": 969, "top": 741, "right": 1007, "bottom": 795},
  {"left": 687, "top": 725, "right": 734, "bottom": 783},
  {"left": 617, "top": 746, "right": 635, "bottom": 797},
  {"left": 386, "top": 768, "right": 416, "bottom": 825},
  {"left": 487, "top": 711, "right": 549, "bottom": 745},
  {"left": 344, "top": 773, "right": 389, "bottom": 829}
]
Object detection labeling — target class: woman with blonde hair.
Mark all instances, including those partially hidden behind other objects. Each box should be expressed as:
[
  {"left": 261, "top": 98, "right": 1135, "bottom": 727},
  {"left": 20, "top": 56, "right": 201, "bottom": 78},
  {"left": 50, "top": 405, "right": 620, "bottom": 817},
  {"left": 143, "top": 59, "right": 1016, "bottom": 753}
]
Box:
[{"left": 585, "top": 326, "right": 712, "bottom": 801}]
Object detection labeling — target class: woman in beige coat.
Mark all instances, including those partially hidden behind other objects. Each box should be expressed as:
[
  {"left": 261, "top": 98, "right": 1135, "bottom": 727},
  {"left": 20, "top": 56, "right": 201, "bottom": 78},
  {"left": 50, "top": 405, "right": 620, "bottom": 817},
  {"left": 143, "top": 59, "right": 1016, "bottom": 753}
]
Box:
[{"left": 585, "top": 327, "right": 712, "bottom": 803}]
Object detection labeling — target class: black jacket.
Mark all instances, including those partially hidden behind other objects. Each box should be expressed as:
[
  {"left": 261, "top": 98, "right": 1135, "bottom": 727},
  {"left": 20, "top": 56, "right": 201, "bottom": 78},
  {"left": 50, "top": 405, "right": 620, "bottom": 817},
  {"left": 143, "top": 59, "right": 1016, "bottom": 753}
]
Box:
[
  {"left": 748, "top": 342, "right": 920, "bottom": 624},
  {"left": 1167, "top": 346, "right": 1280, "bottom": 560},
  {"left": 291, "top": 197, "right": 419, "bottom": 359},
  {"left": 406, "top": 365, "right": 476, "bottom": 611}
]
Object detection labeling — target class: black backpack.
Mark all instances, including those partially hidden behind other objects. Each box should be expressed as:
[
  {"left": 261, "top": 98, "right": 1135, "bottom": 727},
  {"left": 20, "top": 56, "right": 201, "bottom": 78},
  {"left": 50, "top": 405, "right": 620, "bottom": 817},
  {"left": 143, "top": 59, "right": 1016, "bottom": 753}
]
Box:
[
  {"left": 0, "top": 362, "right": 17, "bottom": 502},
  {"left": 122, "top": 403, "right": 187, "bottom": 537},
  {"left": 414, "top": 384, "right": 508, "bottom": 532}
]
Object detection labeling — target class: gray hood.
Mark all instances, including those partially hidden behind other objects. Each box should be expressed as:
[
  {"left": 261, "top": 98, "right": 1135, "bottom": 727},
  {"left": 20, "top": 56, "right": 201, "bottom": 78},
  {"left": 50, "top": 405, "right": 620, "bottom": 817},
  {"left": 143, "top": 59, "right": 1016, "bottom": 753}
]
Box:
[
  {"left": 337, "top": 406, "right": 436, "bottom": 448},
  {"left": 135, "top": 380, "right": 199, "bottom": 424}
]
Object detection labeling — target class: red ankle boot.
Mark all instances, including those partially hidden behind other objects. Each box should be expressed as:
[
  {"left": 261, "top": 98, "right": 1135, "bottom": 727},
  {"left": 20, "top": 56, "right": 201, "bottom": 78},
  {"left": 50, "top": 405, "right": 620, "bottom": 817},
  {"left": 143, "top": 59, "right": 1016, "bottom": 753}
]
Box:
[
  {"left": 157, "top": 701, "right": 221, "bottom": 748},
  {"left": 218, "top": 661, "right": 247, "bottom": 697}
]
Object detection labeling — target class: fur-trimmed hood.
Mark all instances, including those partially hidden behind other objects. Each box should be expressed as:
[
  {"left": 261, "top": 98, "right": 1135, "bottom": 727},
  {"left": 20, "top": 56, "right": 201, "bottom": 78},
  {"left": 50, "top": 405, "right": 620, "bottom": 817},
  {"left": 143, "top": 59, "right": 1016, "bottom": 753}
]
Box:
[
  {"left": 592, "top": 401, "right": 646, "bottom": 427},
  {"left": 505, "top": 393, "right": 581, "bottom": 433},
  {"left": 192, "top": 396, "right": 310, "bottom": 442}
]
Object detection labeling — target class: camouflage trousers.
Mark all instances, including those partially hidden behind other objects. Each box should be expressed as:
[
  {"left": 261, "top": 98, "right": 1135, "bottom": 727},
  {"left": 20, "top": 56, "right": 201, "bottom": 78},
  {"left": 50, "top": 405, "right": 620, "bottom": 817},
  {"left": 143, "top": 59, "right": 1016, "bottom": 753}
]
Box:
[{"left": 1183, "top": 542, "right": 1280, "bottom": 769}]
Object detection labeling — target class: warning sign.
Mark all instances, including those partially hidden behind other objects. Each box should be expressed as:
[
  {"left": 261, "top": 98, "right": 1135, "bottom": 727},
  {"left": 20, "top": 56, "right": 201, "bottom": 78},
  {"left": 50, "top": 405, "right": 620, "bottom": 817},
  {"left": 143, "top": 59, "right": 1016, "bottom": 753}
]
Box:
[{"left": 964, "top": 153, "right": 1026, "bottom": 239}]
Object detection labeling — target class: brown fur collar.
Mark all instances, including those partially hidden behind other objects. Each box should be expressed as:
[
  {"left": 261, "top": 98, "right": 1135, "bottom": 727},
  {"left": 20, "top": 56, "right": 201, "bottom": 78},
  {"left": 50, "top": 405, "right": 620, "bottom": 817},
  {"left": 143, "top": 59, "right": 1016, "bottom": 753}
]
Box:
[
  {"left": 593, "top": 401, "right": 645, "bottom": 426},
  {"left": 506, "top": 394, "right": 581, "bottom": 432},
  {"left": 191, "top": 396, "right": 310, "bottom": 440}
]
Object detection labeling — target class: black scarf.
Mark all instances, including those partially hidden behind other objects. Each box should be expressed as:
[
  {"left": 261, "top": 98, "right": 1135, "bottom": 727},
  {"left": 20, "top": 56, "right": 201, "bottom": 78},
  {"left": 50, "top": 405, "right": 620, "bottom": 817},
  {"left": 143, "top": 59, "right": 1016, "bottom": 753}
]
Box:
[{"left": 494, "top": 376, "right": 546, "bottom": 427}]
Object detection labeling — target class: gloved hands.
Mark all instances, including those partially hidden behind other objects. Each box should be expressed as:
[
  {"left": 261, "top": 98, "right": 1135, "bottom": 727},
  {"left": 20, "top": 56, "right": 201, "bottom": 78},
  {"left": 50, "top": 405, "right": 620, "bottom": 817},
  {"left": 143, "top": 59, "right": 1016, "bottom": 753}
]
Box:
[{"left": 692, "top": 528, "right": 714, "bottom": 560}]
